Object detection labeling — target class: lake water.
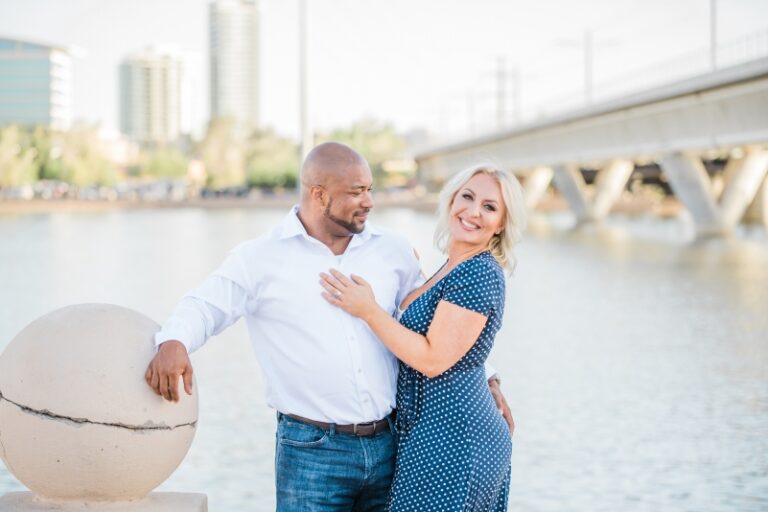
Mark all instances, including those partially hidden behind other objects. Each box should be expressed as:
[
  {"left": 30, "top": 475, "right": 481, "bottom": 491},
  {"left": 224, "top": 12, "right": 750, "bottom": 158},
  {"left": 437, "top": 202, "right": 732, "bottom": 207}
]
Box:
[{"left": 1, "top": 207, "right": 767, "bottom": 511}]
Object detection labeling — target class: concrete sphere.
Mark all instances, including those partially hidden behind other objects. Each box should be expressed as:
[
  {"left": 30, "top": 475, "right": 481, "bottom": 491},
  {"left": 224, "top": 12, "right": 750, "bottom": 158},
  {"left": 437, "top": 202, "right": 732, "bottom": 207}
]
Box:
[{"left": 0, "top": 304, "right": 198, "bottom": 501}]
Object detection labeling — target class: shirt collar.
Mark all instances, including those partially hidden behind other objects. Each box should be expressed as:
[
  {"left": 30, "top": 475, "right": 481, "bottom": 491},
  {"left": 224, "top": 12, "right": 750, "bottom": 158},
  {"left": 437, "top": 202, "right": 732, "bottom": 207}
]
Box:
[{"left": 278, "top": 205, "right": 381, "bottom": 243}]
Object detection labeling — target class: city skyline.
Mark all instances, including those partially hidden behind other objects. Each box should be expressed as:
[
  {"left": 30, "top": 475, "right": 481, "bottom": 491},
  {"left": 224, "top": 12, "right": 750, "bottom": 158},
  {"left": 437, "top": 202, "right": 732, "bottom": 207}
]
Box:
[
  {"left": 1, "top": 0, "right": 767, "bottom": 142},
  {"left": 119, "top": 46, "right": 183, "bottom": 144},
  {"left": 0, "top": 37, "right": 73, "bottom": 131},
  {"left": 209, "top": 0, "right": 260, "bottom": 134}
]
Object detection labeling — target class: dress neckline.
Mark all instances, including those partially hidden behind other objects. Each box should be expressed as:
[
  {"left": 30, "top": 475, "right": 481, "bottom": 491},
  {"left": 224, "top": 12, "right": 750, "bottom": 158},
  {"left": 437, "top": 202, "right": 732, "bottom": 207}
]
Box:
[{"left": 398, "top": 250, "right": 491, "bottom": 314}]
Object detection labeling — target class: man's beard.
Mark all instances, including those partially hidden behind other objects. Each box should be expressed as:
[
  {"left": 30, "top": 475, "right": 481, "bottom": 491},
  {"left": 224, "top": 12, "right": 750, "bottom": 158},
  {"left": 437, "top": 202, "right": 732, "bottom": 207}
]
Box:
[{"left": 324, "top": 199, "right": 367, "bottom": 234}]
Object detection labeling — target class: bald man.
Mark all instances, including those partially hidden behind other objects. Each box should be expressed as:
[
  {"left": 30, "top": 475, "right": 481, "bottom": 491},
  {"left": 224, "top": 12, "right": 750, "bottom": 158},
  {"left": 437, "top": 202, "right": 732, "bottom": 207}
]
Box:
[{"left": 146, "top": 142, "right": 512, "bottom": 511}]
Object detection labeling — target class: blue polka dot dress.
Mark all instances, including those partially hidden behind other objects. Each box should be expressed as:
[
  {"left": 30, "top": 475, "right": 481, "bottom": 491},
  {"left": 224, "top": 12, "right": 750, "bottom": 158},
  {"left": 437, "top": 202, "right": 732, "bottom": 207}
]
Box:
[{"left": 390, "top": 250, "right": 512, "bottom": 511}]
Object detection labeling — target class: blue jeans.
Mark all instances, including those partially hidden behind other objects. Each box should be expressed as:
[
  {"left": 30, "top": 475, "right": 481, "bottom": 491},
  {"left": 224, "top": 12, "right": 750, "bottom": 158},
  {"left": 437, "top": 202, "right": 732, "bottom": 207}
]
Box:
[{"left": 275, "top": 413, "right": 397, "bottom": 511}]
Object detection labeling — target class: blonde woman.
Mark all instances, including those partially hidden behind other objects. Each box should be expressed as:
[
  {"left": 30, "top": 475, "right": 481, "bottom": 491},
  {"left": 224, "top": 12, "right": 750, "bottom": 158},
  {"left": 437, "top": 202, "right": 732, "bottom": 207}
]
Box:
[{"left": 320, "top": 165, "right": 526, "bottom": 511}]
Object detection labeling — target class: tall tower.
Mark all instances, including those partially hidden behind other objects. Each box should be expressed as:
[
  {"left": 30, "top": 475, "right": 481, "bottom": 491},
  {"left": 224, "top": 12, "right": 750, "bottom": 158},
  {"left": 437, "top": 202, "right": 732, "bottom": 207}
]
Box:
[
  {"left": 0, "top": 37, "right": 73, "bottom": 130},
  {"left": 209, "top": 0, "right": 259, "bottom": 134},
  {"left": 119, "top": 47, "right": 182, "bottom": 145}
]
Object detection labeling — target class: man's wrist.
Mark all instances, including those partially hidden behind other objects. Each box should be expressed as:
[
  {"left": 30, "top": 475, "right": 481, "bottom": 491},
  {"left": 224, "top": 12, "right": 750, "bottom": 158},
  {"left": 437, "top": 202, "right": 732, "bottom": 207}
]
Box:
[{"left": 158, "top": 339, "right": 188, "bottom": 353}]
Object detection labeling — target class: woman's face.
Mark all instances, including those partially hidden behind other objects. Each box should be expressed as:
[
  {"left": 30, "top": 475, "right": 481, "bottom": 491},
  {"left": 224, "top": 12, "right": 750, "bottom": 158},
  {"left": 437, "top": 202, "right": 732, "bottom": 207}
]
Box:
[{"left": 448, "top": 172, "right": 506, "bottom": 251}]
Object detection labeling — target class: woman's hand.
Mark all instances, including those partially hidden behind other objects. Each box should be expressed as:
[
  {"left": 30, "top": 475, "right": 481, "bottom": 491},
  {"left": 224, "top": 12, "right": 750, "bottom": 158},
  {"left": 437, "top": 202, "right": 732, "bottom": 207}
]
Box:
[{"left": 320, "top": 269, "right": 379, "bottom": 321}]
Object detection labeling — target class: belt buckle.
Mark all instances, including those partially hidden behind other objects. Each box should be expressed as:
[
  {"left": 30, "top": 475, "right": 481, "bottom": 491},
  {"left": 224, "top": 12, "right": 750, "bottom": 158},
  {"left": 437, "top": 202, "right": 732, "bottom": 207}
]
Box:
[{"left": 353, "top": 422, "right": 375, "bottom": 436}]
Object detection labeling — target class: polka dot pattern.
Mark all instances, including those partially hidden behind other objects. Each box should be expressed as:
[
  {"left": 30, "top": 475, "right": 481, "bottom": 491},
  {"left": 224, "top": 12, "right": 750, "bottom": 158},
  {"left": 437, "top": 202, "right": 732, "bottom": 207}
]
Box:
[{"left": 390, "top": 251, "right": 512, "bottom": 511}]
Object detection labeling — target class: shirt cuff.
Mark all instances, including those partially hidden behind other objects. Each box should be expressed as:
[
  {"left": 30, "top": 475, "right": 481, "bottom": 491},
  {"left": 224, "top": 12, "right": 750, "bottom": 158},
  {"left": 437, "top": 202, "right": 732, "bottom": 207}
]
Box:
[{"left": 154, "top": 321, "right": 197, "bottom": 353}]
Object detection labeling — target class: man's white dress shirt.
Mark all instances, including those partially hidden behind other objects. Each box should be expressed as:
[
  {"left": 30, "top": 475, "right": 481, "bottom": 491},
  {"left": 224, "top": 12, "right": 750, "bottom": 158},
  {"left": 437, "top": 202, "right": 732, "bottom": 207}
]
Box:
[{"left": 155, "top": 206, "right": 423, "bottom": 424}]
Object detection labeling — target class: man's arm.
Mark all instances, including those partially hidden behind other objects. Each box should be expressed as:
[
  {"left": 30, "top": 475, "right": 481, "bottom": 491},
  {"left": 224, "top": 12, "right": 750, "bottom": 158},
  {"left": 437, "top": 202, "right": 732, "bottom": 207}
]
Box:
[{"left": 146, "top": 251, "right": 254, "bottom": 402}]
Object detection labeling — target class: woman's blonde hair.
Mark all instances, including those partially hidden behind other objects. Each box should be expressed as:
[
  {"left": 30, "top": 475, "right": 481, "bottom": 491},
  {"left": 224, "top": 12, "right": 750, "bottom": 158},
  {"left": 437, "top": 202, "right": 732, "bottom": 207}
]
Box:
[{"left": 433, "top": 164, "right": 527, "bottom": 272}]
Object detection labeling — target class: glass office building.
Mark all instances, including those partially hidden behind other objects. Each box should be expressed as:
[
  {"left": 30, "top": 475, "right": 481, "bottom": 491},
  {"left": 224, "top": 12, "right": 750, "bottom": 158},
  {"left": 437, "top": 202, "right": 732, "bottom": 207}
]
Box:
[{"left": 0, "top": 37, "right": 73, "bottom": 130}]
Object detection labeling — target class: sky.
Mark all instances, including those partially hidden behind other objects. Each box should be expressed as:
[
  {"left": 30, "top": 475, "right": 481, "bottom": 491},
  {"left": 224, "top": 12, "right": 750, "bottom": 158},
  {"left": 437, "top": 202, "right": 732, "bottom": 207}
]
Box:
[{"left": 1, "top": 0, "right": 767, "bottom": 142}]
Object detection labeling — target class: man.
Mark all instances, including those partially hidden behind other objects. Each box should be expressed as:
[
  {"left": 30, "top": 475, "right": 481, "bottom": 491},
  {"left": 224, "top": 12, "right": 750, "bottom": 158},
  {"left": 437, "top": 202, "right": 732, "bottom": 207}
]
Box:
[{"left": 146, "top": 142, "right": 513, "bottom": 511}]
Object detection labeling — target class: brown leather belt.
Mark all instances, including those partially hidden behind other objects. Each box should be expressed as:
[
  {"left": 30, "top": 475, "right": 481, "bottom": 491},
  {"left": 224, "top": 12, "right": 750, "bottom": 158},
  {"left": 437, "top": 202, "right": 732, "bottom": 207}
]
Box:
[{"left": 283, "top": 412, "right": 392, "bottom": 437}]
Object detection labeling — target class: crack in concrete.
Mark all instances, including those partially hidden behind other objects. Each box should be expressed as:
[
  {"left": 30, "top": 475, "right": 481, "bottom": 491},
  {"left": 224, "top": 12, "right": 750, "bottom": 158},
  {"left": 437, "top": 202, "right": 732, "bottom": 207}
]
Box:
[{"left": 0, "top": 390, "right": 196, "bottom": 432}]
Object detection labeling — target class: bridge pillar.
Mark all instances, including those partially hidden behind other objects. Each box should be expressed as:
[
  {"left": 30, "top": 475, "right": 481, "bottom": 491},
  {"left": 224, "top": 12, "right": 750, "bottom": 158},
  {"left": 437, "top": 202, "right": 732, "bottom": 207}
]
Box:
[
  {"left": 719, "top": 147, "right": 768, "bottom": 227},
  {"left": 592, "top": 160, "right": 634, "bottom": 219},
  {"left": 659, "top": 152, "right": 726, "bottom": 237},
  {"left": 523, "top": 166, "right": 554, "bottom": 210},
  {"left": 552, "top": 164, "right": 593, "bottom": 222},
  {"left": 744, "top": 174, "right": 768, "bottom": 226}
]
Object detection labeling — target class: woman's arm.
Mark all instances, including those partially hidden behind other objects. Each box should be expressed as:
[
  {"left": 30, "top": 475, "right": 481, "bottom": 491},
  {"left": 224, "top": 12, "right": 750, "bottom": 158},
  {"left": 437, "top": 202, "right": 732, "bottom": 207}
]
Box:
[{"left": 320, "top": 269, "right": 487, "bottom": 378}]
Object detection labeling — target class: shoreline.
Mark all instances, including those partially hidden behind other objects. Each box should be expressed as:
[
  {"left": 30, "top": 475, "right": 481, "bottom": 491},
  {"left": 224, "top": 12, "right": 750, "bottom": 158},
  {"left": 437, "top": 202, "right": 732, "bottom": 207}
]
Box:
[{"left": 0, "top": 195, "right": 682, "bottom": 217}]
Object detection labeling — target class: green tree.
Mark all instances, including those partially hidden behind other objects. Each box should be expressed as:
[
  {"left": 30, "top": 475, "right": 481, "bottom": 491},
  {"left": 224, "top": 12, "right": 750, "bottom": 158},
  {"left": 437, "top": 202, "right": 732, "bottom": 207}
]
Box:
[
  {"left": 316, "top": 118, "right": 408, "bottom": 184},
  {"left": 139, "top": 147, "right": 189, "bottom": 179},
  {"left": 28, "top": 126, "right": 56, "bottom": 181},
  {"left": 245, "top": 129, "right": 300, "bottom": 189},
  {"left": 198, "top": 118, "right": 246, "bottom": 189},
  {"left": 0, "top": 124, "right": 118, "bottom": 188},
  {"left": 0, "top": 125, "right": 38, "bottom": 187},
  {"left": 56, "top": 126, "right": 116, "bottom": 186}
]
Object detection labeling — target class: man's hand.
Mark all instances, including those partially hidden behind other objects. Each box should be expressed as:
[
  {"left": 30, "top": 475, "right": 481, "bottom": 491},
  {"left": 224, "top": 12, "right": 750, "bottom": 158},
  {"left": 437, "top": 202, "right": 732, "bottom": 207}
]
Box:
[
  {"left": 488, "top": 376, "right": 514, "bottom": 436},
  {"left": 145, "top": 340, "right": 194, "bottom": 402}
]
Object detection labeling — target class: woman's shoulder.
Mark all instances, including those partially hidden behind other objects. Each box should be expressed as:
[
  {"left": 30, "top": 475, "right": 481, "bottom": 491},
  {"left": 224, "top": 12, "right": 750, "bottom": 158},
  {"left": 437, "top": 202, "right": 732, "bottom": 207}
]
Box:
[
  {"left": 443, "top": 251, "right": 505, "bottom": 295},
  {"left": 454, "top": 251, "right": 504, "bottom": 279},
  {"left": 442, "top": 251, "right": 506, "bottom": 312}
]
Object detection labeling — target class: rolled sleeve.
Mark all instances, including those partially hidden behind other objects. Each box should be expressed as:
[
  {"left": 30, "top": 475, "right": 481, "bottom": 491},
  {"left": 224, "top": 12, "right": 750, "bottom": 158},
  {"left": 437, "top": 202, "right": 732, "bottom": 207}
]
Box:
[{"left": 154, "top": 296, "right": 228, "bottom": 353}]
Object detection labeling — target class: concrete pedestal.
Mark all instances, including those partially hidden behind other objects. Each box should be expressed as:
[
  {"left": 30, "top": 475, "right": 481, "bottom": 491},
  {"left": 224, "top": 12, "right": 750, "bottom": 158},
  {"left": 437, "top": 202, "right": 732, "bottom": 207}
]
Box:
[{"left": 0, "top": 492, "right": 207, "bottom": 512}]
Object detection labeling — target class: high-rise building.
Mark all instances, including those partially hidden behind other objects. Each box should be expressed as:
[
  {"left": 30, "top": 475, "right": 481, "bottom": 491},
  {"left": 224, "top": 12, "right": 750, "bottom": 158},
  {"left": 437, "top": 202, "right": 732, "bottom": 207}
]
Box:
[
  {"left": 119, "top": 47, "right": 182, "bottom": 145},
  {"left": 209, "top": 0, "right": 259, "bottom": 133},
  {"left": 0, "top": 37, "right": 73, "bottom": 130}
]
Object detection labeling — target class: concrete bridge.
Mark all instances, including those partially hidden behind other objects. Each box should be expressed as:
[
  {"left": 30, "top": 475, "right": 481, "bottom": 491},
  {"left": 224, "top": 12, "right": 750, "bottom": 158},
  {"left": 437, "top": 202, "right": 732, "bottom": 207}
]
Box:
[{"left": 415, "top": 57, "right": 768, "bottom": 237}]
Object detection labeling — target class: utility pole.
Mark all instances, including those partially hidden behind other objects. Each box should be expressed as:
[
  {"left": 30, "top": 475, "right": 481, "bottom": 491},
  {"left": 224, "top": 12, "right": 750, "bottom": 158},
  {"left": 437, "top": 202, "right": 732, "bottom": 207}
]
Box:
[
  {"left": 710, "top": 0, "right": 717, "bottom": 70},
  {"left": 492, "top": 59, "right": 523, "bottom": 129},
  {"left": 510, "top": 67, "right": 521, "bottom": 125},
  {"left": 584, "top": 29, "right": 593, "bottom": 105},
  {"left": 558, "top": 28, "right": 616, "bottom": 106},
  {"left": 299, "top": 0, "right": 312, "bottom": 160},
  {"left": 467, "top": 93, "right": 476, "bottom": 135},
  {"left": 496, "top": 56, "right": 506, "bottom": 129}
]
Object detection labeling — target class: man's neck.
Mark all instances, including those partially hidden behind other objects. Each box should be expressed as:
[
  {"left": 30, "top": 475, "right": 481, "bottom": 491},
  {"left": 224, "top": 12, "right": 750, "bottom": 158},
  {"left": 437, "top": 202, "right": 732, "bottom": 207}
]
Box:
[{"left": 296, "top": 208, "right": 353, "bottom": 256}]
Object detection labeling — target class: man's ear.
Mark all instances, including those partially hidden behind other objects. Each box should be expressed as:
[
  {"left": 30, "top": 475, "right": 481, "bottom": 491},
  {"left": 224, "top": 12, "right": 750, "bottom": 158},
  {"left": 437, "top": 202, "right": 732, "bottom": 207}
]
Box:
[{"left": 310, "top": 185, "right": 326, "bottom": 205}]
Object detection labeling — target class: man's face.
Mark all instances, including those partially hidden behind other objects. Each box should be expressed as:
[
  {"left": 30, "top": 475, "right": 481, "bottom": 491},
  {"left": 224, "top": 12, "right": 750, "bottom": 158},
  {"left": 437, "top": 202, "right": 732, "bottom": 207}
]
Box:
[{"left": 322, "top": 164, "right": 374, "bottom": 235}]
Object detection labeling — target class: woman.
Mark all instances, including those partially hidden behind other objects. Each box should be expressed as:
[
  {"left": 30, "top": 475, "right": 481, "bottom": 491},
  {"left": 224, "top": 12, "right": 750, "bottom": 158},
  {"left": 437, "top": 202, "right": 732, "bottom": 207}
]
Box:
[{"left": 319, "top": 165, "right": 526, "bottom": 511}]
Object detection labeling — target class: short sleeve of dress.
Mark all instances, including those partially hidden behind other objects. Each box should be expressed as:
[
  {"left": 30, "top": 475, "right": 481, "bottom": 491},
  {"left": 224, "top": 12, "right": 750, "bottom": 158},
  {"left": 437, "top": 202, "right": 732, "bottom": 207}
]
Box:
[{"left": 441, "top": 255, "right": 505, "bottom": 317}]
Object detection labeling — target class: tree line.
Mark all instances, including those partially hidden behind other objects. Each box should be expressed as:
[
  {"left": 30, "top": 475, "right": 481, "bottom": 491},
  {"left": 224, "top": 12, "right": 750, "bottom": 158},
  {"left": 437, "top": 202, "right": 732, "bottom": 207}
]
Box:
[{"left": 0, "top": 117, "right": 408, "bottom": 191}]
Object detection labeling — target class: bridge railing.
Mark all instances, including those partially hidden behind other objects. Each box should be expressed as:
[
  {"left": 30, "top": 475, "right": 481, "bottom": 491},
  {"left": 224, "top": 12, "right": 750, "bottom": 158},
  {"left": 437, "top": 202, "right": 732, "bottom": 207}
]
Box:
[
  {"left": 430, "top": 29, "right": 768, "bottom": 147},
  {"left": 538, "top": 29, "right": 768, "bottom": 122}
]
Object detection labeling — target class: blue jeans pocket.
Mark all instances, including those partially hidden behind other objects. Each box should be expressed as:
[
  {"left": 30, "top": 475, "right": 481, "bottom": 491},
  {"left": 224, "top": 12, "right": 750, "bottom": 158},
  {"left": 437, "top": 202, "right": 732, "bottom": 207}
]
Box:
[{"left": 277, "top": 417, "right": 329, "bottom": 448}]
